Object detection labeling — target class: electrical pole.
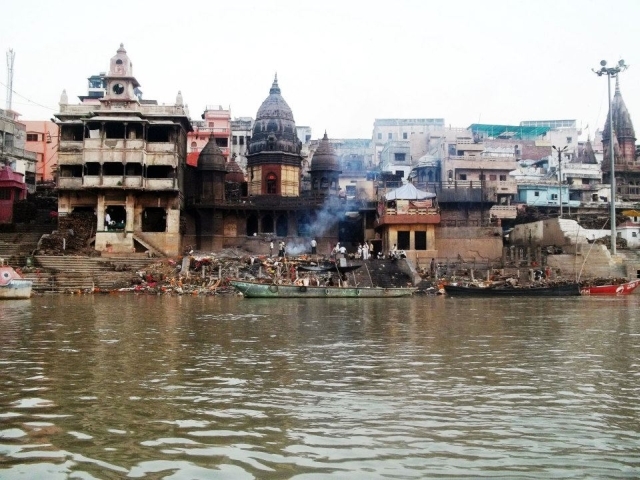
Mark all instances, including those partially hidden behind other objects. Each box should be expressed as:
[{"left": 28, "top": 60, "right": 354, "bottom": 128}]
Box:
[
  {"left": 593, "top": 59, "right": 628, "bottom": 255},
  {"left": 552, "top": 145, "right": 568, "bottom": 218},
  {"left": 6, "top": 49, "right": 15, "bottom": 111}
]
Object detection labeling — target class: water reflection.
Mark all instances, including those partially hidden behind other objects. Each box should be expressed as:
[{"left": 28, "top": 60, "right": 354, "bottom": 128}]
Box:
[{"left": 0, "top": 294, "right": 639, "bottom": 478}]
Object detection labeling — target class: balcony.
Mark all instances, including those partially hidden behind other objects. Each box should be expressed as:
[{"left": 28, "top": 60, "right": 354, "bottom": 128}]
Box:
[{"left": 376, "top": 202, "right": 441, "bottom": 227}]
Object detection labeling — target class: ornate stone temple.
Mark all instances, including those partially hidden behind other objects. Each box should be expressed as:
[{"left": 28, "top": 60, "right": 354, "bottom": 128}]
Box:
[
  {"left": 602, "top": 78, "right": 640, "bottom": 200},
  {"left": 246, "top": 75, "right": 303, "bottom": 196},
  {"left": 309, "top": 131, "right": 341, "bottom": 196},
  {"left": 183, "top": 76, "right": 343, "bottom": 254}
]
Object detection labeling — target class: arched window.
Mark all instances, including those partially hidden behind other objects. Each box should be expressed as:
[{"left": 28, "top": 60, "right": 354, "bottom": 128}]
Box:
[{"left": 266, "top": 173, "right": 277, "bottom": 194}]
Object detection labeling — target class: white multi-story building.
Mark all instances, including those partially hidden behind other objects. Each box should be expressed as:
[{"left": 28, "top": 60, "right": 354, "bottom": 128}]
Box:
[{"left": 54, "top": 44, "right": 191, "bottom": 256}]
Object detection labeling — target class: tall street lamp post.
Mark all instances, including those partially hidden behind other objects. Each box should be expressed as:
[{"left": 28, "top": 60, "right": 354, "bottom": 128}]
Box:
[
  {"left": 592, "top": 59, "right": 628, "bottom": 255},
  {"left": 552, "top": 145, "right": 568, "bottom": 218}
]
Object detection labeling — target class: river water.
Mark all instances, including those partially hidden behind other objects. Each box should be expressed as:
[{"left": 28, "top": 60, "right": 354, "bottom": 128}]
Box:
[{"left": 1, "top": 293, "right": 639, "bottom": 479}]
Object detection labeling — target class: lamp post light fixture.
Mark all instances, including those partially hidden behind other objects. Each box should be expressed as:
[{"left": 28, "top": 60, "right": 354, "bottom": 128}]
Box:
[
  {"left": 552, "top": 145, "right": 568, "bottom": 218},
  {"left": 592, "top": 59, "right": 628, "bottom": 255}
]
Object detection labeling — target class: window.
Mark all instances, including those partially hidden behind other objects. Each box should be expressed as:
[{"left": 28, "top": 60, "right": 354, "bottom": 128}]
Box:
[
  {"left": 415, "top": 231, "right": 427, "bottom": 250},
  {"left": 534, "top": 191, "right": 540, "bottom": 197},
  {"left": 403, "top": 132, "right": 408, "bottom": 140},
  {"left": 377, "top": 133, "right": 382, "bottom": 140},
  {"left": 632, "top": 232, "right": 637, "bottom": 238},
  {"left": 394, "top": 153, "right": 406, "bottom": 162},
  {"left": 26, "top": 133, "right": 39, "bottom": 142},
  {"left": 0, "top": 189, "right": 11, "bottom": 200},
  {"left": 459, "top": 174, "right": 467, "bottom": 181},
  {"left": 499, "top": 175, "right": 507, "bottom": 181},
  {"left": 266, "top": 173, "right": 277, "bottom": 194},
  {"left": 397, "top": 231, "right": 410, "bottom": 250},
  {"left": 489, "top": 174, "right": 497, "bottom": 181},
  {"left": 567, "top": 137, "right": 572, "bottom": 144},
  {"left": 239, "top": 136, "right": 244, "bottom": 145},
  {"left": 388, "top": 132, "right": 392, "bottom": 140},
  {"left": 232, "top": 136, "right": 238, "bottom": 145}
]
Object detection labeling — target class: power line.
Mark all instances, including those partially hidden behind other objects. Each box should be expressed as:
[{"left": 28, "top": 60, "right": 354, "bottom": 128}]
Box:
[{"left": 0, "top": 79, "right": 56, "bottom": 111}]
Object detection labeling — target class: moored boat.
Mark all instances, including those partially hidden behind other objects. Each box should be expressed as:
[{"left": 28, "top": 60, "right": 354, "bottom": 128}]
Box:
[
  {"left": 297, "top": 263, "right": 361, "bottom": 274},
  {"left": 0, "top": 265, "right": 33, "bottom": 299},
  {"left": 443, "top": 281, "right": 581, "bottom": 297},
  {"left": 580, "top": 278, "right": 640, "bottom": 295},
  {"left": 229, "top": 280, "right": 416, "bottom": 298}
]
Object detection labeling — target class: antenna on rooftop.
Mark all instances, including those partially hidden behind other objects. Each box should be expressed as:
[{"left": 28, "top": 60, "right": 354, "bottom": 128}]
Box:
[{"left": 6, "top": 49, "right": 15, "bottom": 111}]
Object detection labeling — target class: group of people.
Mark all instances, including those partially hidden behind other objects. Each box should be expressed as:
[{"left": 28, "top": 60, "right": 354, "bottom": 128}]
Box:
[
  {"left": 269, "top": 239, "right": 319, "bottom": 258},
  {"left": 332, "top": 241, "right": 380, "bottom": 260},
  {"left": 388, "top": 244, "right": 407, "bottom": 260},
  {"left": 332, "top": 242, "right": 347, "bottom": 257},
  {"left": 356, "top": 242, "right": 373, "bottom": 260}
]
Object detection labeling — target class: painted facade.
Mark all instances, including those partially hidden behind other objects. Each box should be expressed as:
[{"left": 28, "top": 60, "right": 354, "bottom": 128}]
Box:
[
  {"left": 24, "top": 121, "right": 59, "bottom": 184},
  {"left": 188, "top": 106, "right": 231, "bottom": 167},
  {"left": 0, "top": 108, "right": 37, "bottom": 193},
  {"left": 0, "top": 166, "right": 27, "bottom": 224}
]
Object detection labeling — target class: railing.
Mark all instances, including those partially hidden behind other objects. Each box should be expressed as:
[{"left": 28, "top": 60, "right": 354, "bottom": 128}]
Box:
[
  {"left": 193, "top": 127, "right": 229, "bottom": 134},
  {"left": 380, "top": 207, "right": 439, "bottom": 216}
]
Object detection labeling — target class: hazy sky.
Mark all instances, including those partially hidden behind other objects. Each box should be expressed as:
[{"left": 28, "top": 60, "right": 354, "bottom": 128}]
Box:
[{"left": 2, "top": 0, "right": 639, "bottom": 140}]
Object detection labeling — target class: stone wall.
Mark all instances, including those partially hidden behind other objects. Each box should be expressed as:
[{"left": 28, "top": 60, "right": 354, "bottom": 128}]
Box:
[{"left": 434, "top": 226, "right": 503, "bottom": 261}]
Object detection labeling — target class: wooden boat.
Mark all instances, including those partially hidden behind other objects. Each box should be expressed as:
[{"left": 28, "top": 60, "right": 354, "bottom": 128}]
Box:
[
  {"left": 297, "top": 263, "right": 361, "bottom": 274},
  {"left": 0, "top": 265, "right": 33, "bottom": 299},
  {"left": 580, "top": 278, "right": 640, "bottom": 295},
  {"left": 229, "top": 280, "right": 416, "bottom": 298},
  {"left": 443, "top": 281, "right": 581, "bottom": 297}
]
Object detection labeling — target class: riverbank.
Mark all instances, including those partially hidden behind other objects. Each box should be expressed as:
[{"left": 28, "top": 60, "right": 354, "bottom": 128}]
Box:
[{"left": 18, "top": 250, "right": 422, "bottom": 296}]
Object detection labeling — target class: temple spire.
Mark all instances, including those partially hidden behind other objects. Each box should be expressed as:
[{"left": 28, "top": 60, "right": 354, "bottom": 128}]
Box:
[{"left": 269, "top": 73, "right": 280, "bottom": 94}]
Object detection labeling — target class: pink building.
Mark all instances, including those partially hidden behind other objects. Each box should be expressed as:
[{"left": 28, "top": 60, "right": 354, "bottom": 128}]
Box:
[
  {"left": 24, "top": 121, "right": 59, "bottom": 184},
  {"left": 187, "top": 106, "right": 231, "bottom": 167}
]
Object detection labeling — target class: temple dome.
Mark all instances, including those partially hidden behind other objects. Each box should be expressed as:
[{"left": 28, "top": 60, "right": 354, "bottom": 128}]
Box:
[
  {"left": 311, "top": 132, "right": 340, "bottom": 172},
  {"left": 225, "top": 157, "right": 245, "bottom": 183},
  {"left": 197, "top": 135, "right": 226, "bottom": 171},
  {"left": 248, "top": 74, "right": 301, "bottom": 155}
]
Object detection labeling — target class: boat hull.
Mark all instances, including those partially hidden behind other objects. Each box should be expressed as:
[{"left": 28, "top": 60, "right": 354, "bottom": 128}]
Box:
[
  {"left": 0, "top": 266, "right": 33, "bottom": 299},
  {"left": 0, "top": 279, "right": 33, "bottom": 299},
  {"left": 580, "top": 279, "right": 640, "bottom": 295},
  {"left": 444, "top": 282, "right": 581, "bottom": 297},
  {"left": 229, "top": 281, "right": 415, "bottom": 298}
]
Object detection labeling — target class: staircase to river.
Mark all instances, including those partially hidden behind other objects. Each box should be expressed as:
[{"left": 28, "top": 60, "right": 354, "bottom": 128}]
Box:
[{"left": 22, "top": 254, "right": 159, "bottom": 293}]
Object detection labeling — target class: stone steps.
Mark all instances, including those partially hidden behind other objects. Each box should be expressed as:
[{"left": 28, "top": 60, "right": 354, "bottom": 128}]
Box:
[{"left": 24, "top": 254, "right": 158, "bottom": 292}]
